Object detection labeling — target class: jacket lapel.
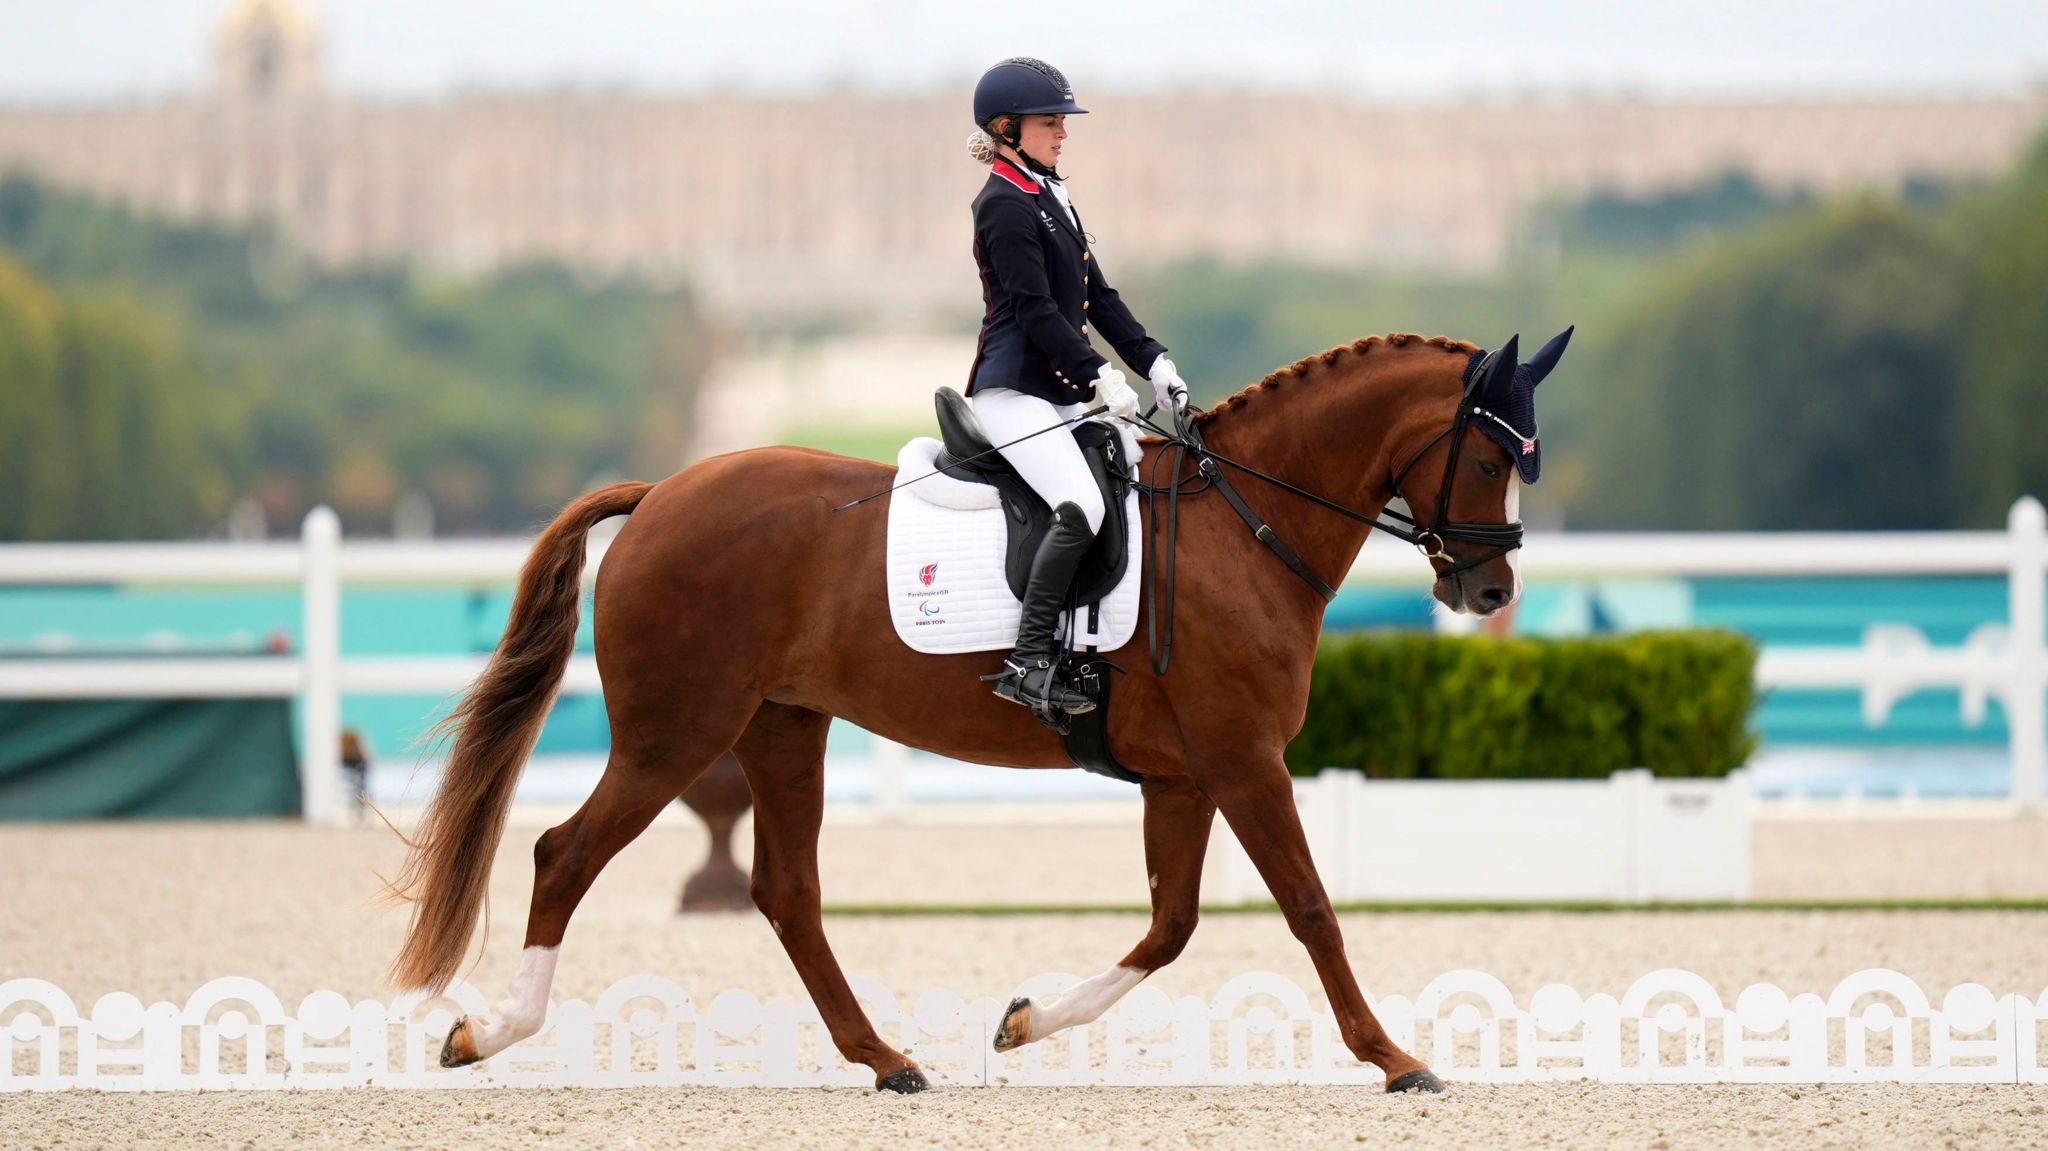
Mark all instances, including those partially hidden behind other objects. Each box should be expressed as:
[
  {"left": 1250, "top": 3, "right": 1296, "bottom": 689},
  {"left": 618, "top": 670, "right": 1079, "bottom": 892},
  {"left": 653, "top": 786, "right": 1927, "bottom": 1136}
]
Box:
[
  {"left": 1039, "top": 184, "right": 1087, "bottom": 250},
  {"left": 991, "top": 157, "right": 1087, "bottom": 252}
]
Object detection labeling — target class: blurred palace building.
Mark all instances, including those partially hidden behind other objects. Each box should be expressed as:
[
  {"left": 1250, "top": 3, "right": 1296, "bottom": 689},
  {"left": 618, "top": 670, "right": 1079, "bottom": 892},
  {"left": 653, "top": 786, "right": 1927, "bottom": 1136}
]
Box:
[{"left": 1, "top": 0, "right": 2044, "bottom": 321}]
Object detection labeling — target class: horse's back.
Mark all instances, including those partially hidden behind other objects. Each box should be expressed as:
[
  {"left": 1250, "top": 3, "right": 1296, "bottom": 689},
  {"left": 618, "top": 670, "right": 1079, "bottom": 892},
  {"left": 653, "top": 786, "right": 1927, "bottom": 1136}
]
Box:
[
  {"left": 675, "top": 442, "right": 895, "bottom": 494},
  {"left": 593, "top": 444, "right": 896, "bottom": 644}
]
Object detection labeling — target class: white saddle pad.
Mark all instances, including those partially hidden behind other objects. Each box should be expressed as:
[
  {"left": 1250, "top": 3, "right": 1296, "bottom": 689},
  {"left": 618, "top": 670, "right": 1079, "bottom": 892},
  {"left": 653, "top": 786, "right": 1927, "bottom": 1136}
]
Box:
[{"left": 885, "top": 430, "right": 1143, "bottom": 656}]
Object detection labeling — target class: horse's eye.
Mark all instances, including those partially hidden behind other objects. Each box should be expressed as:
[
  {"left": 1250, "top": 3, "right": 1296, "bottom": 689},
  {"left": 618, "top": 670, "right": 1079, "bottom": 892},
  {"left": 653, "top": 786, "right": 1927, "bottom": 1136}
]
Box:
[{"left": 1478, "top": 460, "right": 1502, "bottom": 479}]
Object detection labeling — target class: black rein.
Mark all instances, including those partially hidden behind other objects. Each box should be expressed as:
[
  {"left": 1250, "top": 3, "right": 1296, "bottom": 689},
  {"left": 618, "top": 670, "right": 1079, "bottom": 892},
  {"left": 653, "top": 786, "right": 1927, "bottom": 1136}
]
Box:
[{"left": 1129, "top": 358, "right": 1524, "bottom": 676}]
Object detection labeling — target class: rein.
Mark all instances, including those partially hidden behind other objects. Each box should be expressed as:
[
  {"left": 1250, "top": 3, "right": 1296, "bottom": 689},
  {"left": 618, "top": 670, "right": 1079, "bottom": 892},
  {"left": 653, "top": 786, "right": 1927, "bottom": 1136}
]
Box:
[{"left": 1131, "top": 351, "right": 1523, "bottom": 675}]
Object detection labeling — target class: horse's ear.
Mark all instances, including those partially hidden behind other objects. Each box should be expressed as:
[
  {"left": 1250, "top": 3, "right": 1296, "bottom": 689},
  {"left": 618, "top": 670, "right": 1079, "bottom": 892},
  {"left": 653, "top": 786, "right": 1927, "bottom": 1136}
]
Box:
[
  {"left": 1463, "top": 349, "right": 1496, "bottom": 397},
  {"left": 1464, "top": 335, "right": 1518, "bottom": 400},
  {"left": 1481, "top": 333, "right": 1518, "bottom": 402},
  {"left": 1526, "top": 325, "right": 1574, "bottom": 387}
]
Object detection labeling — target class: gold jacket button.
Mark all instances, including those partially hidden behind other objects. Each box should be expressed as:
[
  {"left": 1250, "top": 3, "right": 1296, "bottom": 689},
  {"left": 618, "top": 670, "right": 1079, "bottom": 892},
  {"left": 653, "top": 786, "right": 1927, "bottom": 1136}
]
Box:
[
  {"left": 1082, "top": 252, "right": 1090, "bottom": 262},
  {"left": 1080, "top": 324, "right": 1089, "bottom": 334},
  {"left": 1083, "top": 301, "right": 1091, "bottom": 310}
]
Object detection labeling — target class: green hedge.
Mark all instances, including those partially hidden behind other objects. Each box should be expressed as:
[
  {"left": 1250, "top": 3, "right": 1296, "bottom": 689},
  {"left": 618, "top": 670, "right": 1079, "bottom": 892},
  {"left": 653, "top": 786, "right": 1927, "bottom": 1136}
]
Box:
[{"left": 1287, "top": 630, "right": 1758, "bottom": 779}]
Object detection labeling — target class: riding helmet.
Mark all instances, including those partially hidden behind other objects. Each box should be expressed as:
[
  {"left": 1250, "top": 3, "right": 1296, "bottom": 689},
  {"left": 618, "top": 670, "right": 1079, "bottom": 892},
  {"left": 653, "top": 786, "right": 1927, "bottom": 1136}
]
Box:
[{"left": 973, "top": 57, "right": 1088, "bottom": 129}]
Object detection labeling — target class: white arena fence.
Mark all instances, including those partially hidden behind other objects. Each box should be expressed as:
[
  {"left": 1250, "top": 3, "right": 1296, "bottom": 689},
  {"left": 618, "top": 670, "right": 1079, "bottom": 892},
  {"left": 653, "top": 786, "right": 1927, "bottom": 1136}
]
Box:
[
  {"left": 1214, "top": 769, "right": 1751, "bottom": 904},
  {"left": 6, "top": 969, "right": 2047, "bottom": 1090},
  {"left": 0, "top": 498, "right": 2042, "bottom": 822}
]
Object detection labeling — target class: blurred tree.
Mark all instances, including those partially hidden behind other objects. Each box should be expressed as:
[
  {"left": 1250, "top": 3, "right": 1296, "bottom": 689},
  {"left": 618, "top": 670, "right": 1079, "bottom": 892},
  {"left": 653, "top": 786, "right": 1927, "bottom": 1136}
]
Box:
[
  {"left": 635, "top": 286, "right": 716, "bottom": 477},
  {"left": 0, "top": 174, "right": 282, "bottom": 320},
  {"left": 1536, "top": 169, "right": 1811, "bottom": 258},
  {"left": 1563, "top": 202, "right": 1964, "bottom": 529},
  {"left": 1125, "top": 165, "right": 1992, "bottom": 532},
  {"left": 50, "top": 292, "right": 225, "bottom": 538},
  {"left": 0, "top": 252, "right": 226, "bottom": 539},
  {"left": 0, "top": 177, "right": 700, "bottom": 539},
  {"left": 1957, "top": 135, "right": 2048, "bottom": 524},
  {"left": 0, "top": 251, "right": 64, "bottom": 538},
  {"left": 1132, "top": 257, "right": 1580, "bottom": 408}
]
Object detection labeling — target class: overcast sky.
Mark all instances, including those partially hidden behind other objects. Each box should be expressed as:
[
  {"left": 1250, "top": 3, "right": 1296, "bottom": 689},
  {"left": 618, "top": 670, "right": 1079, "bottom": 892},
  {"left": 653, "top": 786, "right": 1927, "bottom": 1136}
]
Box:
[{"left": 3, "top": 0, "right": 2044, "bottom": 103}]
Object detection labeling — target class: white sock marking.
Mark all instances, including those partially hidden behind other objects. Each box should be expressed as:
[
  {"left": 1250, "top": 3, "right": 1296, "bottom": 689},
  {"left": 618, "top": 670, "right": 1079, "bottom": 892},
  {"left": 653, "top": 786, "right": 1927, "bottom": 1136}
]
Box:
[
  {"left": 1026, "top": 964, "right": 1148, "bottom": 1042},
  {"left": 470, "top": 945, "right": 559, "bottom": 1060}
]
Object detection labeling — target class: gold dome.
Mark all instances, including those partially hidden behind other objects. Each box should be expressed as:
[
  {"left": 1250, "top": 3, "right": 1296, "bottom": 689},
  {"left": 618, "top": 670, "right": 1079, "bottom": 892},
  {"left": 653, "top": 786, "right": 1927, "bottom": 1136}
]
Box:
[
  {"left": 215, "top": 0, "right": 319, "bottom": 46},
  {"left": 213, "top": 0, "right": 323, "bottom": 98}
]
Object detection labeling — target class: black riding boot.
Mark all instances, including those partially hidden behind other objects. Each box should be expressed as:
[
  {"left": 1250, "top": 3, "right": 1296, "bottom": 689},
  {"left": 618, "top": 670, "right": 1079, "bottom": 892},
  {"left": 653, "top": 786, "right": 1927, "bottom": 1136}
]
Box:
[{"left": 986, "top": 500, "right": 1097, "bottom": 718}]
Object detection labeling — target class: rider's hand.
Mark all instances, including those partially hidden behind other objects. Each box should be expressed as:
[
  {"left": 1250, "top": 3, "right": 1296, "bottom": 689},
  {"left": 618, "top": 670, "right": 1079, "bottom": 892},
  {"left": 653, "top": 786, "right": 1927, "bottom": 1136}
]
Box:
[
  {"left": 1093, "top": 363, "right": 1140, "bottom": 421},
  {"left": 1148, "top": 356, "right": 1190, "bottom": 413}
]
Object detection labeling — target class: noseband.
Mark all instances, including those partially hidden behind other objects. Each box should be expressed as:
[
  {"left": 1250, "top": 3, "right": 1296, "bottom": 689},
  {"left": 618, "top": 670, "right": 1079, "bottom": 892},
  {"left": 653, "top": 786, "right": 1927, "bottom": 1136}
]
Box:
[
  {"left": 1137, "top": 348, "right": 1525, "bottom": 674},
  {"left": 1383, "top": 349, "right": 1530, "bottom": 579}
]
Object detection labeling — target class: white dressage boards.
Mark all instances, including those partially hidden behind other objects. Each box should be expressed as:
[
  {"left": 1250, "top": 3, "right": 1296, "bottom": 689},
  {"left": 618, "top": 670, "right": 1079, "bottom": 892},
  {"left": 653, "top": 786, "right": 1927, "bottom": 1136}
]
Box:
[
  {"left": 7, "top": 969, "right": 2047, "bottom": 1090},
  {"left": 884, "top": 431, "right": 1143, "bottom": 656},
  {"left": 1216, "top": 770, "right": 1753, "bottom": 903}
]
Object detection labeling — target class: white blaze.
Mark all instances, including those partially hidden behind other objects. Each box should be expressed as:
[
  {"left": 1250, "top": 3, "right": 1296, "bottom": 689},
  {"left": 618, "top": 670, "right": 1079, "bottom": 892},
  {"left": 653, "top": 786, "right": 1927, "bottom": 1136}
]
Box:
[{"left": 1503, "top": 475, "right": 1523, "bottom": 606}]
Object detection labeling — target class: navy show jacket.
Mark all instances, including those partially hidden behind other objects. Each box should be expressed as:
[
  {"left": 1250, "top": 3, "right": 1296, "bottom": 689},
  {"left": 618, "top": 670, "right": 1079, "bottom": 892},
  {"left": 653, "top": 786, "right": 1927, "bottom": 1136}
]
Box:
[{"left": 966, "top": 156, "right": 1167, "bottom": 405}]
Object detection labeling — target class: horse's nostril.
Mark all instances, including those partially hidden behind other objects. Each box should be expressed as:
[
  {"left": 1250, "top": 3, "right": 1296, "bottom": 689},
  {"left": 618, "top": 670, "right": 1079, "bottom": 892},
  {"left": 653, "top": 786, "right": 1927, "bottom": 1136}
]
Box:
[{"left": 1479, "top": 586, "right": 1510, "bottom": 609}]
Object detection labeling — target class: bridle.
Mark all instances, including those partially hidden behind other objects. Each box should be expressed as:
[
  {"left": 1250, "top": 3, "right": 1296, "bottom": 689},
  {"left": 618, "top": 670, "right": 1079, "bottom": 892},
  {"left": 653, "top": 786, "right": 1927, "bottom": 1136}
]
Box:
[
  {"left": 1135, "top": 347, "right": 1526, "bottom": 674},
  {"left": 1383, "top": 349, "right": 1531, "bottom": 578}
]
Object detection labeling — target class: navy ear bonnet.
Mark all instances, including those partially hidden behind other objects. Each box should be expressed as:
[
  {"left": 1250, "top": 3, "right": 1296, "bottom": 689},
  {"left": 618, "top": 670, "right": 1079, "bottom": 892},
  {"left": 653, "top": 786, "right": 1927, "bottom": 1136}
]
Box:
[{"left": 1463, "top": 326, "right": 1572, "bottom": 486}]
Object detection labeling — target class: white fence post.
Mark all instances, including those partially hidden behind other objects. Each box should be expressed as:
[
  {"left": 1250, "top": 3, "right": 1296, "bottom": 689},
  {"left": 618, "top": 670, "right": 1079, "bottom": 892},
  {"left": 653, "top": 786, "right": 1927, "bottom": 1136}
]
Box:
[
  {"left": 1615, "top": 768, "right": 1649, "bottom": 903},
  {"left": 2009, "top": 497, "right": 2046, "bottom": 810},
  {"left": 300, "top": 507, "right": 342, "bottom": 826}
]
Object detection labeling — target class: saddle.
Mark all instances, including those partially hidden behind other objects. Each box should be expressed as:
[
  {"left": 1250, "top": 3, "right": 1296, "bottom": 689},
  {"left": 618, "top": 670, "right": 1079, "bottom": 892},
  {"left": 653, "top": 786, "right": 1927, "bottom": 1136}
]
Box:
[
  {"left": 927, "top": 387, "right": 1138, "bottom": 785},
  {"left": 930, "top": 388, "right": 1131, "bottom": 606}
]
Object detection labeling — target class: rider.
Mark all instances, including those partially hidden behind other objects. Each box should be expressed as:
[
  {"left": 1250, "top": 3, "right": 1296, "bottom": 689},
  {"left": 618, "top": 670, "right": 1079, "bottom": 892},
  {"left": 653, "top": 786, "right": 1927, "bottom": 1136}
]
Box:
[{"left": 964, "top": 57, "right": 1189, "bottom": 717}]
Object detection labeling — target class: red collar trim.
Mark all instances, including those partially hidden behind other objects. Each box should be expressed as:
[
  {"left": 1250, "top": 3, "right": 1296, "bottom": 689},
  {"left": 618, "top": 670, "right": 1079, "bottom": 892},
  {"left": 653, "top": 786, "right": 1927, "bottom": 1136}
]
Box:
[{"left": 990, "top": 157, "right": 1041, "bottom": 193}]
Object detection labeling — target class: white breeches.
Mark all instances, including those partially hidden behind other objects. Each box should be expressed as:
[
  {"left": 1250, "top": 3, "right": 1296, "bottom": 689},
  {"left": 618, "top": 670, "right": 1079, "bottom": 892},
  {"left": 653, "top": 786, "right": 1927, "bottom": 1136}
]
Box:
[{"left": 969, "top": 387, "right": 1106, "bottom": 534}]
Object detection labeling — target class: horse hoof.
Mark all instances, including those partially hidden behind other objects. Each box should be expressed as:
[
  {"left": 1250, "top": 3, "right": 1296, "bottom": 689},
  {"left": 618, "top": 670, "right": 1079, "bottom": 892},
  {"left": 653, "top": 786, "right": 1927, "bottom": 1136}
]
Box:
[
  {"left": 440, "top": 1016, "right": 481, "bottom": 1068},
  {"left": 877, "top": 1067, "right": 929, "bottom": 1094},
  {"left": 1386, "top": 1068, "right": 1446, "bottom": 1094},
  {"left": 992, "top": 996, "right": 1032, "bottom": 1052}
]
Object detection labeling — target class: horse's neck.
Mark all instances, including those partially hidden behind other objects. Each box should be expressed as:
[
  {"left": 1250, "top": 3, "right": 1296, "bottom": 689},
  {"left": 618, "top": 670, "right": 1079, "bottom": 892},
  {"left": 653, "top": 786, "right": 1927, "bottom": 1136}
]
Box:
[{"left": 1198, "top": 352, "right": 1442, "bottom": 596}]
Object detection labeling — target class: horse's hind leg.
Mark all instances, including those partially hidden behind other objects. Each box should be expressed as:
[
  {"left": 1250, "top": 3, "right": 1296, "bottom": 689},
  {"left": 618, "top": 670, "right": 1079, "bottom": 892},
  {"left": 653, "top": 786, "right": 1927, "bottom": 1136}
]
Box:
[
  {"left": 994, "top": 774, "right": 1214, "bottom": 1050},
  {"left": 734, "top": 702, "right": 926, "bottom": 1092},
  {"left": 442, "top": 728, "right": 739, "bottom": 1066}
]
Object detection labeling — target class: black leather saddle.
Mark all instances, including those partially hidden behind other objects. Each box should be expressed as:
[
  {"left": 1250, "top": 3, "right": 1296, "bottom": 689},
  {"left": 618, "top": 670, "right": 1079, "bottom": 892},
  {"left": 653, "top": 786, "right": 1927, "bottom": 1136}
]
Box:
[{"left": 931, "top": 387, "right": 1130, "bottom": 608}]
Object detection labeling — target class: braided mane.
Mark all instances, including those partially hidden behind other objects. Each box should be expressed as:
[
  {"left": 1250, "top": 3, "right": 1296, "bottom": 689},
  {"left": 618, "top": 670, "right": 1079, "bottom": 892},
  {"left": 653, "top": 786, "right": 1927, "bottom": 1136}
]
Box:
[{"left": 1193, "top": 333, "right": 1477, "bottom": 426}]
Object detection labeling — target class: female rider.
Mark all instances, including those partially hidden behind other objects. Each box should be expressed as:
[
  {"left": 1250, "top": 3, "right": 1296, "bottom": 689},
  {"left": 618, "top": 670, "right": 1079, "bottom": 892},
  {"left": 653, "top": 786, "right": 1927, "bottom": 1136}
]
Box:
[{"left": 964, "top": 56, "right": 1189, "bottom": 719}]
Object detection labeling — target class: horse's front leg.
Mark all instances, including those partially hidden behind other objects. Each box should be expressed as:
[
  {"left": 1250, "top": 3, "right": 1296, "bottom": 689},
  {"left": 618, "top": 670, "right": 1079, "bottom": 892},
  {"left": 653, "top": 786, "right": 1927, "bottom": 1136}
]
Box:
[
  {"left": 994, "top": 773, "right": 1214, "bottom": 1051},
  {"left": 1197, "top": 748, "right": 1444, "bottom": 1093}
]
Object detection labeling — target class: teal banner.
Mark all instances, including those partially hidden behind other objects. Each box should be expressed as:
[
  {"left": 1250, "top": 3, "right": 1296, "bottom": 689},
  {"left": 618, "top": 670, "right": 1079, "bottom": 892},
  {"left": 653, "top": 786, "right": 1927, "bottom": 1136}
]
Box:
[{"left": 0, "top": 698, "right": 299, "bottom": 819}]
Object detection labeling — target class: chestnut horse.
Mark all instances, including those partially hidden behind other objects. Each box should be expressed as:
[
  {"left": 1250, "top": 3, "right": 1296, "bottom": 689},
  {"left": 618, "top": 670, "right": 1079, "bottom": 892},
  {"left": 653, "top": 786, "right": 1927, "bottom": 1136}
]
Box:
[{"left": 387, "top": 331, "right": 1549, "bottom": 1096}]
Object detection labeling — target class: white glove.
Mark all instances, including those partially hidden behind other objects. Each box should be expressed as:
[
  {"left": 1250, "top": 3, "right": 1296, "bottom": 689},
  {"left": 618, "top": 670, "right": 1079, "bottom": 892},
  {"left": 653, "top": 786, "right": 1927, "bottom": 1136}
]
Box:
[
  {"left": 1092, "top": 363, "right": 1140, "bottom": 421},
  {"left": 1148, "top": 356, "right": 1189, "bottom": 413}
]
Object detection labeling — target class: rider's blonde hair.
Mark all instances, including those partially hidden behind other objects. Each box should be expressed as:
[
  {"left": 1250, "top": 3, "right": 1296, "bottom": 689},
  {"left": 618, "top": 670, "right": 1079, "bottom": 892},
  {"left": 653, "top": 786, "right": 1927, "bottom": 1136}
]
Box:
[{"left": 965, "top": 122, "right": 1002, "bottom": 165}]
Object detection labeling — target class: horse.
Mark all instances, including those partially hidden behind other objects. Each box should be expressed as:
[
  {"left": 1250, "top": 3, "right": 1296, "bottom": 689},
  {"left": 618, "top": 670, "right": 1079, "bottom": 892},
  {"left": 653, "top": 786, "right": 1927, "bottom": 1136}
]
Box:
[{"left": 385, "top": 329, "right": 1568, "bottom": 1096}]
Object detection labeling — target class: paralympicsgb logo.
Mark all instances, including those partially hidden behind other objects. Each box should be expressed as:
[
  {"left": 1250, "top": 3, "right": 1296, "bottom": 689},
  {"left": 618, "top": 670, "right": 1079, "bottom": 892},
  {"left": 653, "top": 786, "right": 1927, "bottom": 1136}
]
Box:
[{"left": 919, "top": 563, "right": 938, "bottom": 586}]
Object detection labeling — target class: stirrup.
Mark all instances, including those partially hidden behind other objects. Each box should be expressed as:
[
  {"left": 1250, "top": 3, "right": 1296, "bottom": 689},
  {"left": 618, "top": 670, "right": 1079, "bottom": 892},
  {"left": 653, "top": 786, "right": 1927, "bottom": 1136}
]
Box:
[{"left": 982, "top": 658, "right": 1096, "bottom": 717}]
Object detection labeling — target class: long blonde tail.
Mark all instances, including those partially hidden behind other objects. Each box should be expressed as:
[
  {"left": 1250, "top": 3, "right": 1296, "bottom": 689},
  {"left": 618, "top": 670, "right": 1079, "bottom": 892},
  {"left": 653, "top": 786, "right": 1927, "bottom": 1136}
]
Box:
[{"left": 383, "top": 481, "right": 652, "bottom": 993}]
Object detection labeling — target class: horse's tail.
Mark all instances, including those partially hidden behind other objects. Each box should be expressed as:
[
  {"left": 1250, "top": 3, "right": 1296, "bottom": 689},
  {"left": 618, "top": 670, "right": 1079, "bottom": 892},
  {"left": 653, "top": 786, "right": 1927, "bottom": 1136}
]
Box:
[{"left": 384, "top": 480, "right": 653, "bottom": 994}]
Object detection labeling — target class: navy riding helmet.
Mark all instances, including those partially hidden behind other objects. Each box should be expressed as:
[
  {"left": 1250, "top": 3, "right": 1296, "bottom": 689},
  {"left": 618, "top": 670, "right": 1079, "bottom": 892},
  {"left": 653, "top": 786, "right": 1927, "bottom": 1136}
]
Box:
[{"left": 973, "top": 57, "right": 1088, "bottom": 131}]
